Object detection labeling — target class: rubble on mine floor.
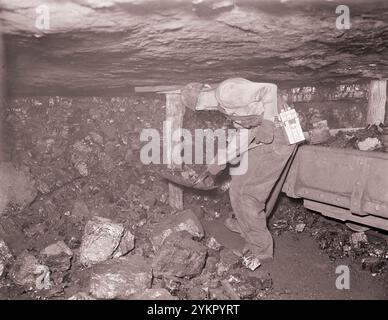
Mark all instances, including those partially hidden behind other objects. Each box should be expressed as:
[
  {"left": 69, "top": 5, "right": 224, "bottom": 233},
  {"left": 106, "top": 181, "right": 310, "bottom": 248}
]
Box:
[
  {"left": 0, "top": 97, "right": 387, "bottom": 300},
  {"left": 0, "top": 183, "right": 386, "bottom": 300},
  {"left": 270, "top": 197, "right": 388, "bottom": 273}
]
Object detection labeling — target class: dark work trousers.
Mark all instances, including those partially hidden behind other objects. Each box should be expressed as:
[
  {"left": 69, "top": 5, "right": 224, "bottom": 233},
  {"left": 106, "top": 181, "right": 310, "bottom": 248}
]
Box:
[{"left": 229, "top": 127, "right": 296, "bottom": 258}]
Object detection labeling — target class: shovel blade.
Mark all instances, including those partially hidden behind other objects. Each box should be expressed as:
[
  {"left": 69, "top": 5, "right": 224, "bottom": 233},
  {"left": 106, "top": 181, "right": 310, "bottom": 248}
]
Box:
[{"left": 161, "top": 172, "right": 218, "bottom": 191}]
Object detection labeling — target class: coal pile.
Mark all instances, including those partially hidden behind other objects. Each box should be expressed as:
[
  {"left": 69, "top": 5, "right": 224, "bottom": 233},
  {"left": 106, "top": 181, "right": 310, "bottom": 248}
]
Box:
[
  {"left": 0, "top": 96, "right": 387, "bottom": 300},
  {"left": 270, "top": 196, "right": 388, "bottom": 275},
  {"left": 0, "top": 96, "right": 268, "bottom": 300},
  {"left": 323, "top": 125, "right": 384, "bottom": 151}
]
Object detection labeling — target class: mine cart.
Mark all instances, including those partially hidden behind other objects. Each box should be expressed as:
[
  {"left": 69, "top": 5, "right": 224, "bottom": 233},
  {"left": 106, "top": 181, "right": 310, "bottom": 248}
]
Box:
[{"left": 282, "top": 145, "right": 388, "bottom": 231}]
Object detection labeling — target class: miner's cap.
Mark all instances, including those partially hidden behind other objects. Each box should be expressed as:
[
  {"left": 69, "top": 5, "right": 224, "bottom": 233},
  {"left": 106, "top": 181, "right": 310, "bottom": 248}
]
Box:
[{"left": 215, "top": 77, "right": 267, "bottom": 110}]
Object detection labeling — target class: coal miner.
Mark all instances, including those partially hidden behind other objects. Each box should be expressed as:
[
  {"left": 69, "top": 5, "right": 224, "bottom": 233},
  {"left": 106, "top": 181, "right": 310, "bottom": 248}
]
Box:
[{"left": 181, "top": 78, "right": 305, "bottom": 261}]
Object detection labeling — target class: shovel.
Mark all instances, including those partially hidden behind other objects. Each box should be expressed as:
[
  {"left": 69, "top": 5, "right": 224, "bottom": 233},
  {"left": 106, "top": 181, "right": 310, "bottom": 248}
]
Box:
[{"left": 160, "top": 172, "right": 219, "bottom": 191}]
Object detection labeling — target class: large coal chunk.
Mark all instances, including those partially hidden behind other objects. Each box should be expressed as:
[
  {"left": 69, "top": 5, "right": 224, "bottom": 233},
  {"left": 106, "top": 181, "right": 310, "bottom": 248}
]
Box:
[
  {"left": 8, "top": 251, "right": 47, "bottom": 288},
  {"left": 79, "top": 217, "right": 135, "bottom": 267},
  {"left": 90, "top": 255, "right": 152, "bottom": 299},
  {"left": 152, "top": 231, "right": 207, "bottom": 279},
  {"left": 40, "top": 241, "right": 73, "bottom": 285},
  {"left": 150, "top": 209, "right": 205, "bottom": 251},
  {"left": 0, "top": 239, "right": 13, "bottom": 278},
  {"left": 0, "top": 162, "right": 37, "bottom": 215}
]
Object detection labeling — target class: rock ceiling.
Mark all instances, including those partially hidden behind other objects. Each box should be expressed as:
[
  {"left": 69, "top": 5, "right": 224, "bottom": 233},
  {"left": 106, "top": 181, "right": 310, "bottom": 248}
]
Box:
[{"left": 1, "top": 0, "right": 388, "bottom": 95}]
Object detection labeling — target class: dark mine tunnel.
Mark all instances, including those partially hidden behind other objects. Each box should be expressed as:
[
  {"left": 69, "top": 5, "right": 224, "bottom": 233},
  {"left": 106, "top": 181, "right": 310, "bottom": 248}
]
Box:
[{"left": 0, "top": 0, "right": 387, "bottom": 304}]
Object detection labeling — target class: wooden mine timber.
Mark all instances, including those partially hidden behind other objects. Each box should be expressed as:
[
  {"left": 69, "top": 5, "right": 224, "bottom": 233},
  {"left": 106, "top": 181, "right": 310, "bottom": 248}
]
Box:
[
  {"left": 165, "top": 93, "right": 185, "bottom": 210},
  {"left": 135, "top": 83, "right": 369, "bottom": 103},
  {"left": 135, "top": 85, "right": 182, "bottom": 93},
  {"left": 366, "top": 79, "right": 387, "bottom": 126}
]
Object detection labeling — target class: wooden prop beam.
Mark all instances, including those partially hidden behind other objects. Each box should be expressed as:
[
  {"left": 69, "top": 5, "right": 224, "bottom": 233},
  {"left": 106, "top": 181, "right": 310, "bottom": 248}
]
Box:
[
  {"left": 165, "top": 92, "right": 185, "bottom": 210},
  {"left": 366, "top": 79, "right": 387, "bottom": 126},
  {"left": 135, "top": 83, "right": 219, "bottom": 111},
  {"left": 135, "top": 85, "right": 182, "bottom": 93}
]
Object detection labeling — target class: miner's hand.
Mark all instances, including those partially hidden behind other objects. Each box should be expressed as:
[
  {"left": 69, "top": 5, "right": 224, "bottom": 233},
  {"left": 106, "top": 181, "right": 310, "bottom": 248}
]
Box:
[
  {"left": 194, "top": 163, "right": 225, "bottom": 187},
  {"left": 193, "top": 169, "right": 213, "bottom": 187}
]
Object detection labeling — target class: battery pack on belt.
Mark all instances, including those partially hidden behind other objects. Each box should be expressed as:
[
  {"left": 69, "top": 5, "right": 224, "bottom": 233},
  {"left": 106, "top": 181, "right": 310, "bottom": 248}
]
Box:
[{"left": 278, "top": 107, "right": 305, "bottom": 145}]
